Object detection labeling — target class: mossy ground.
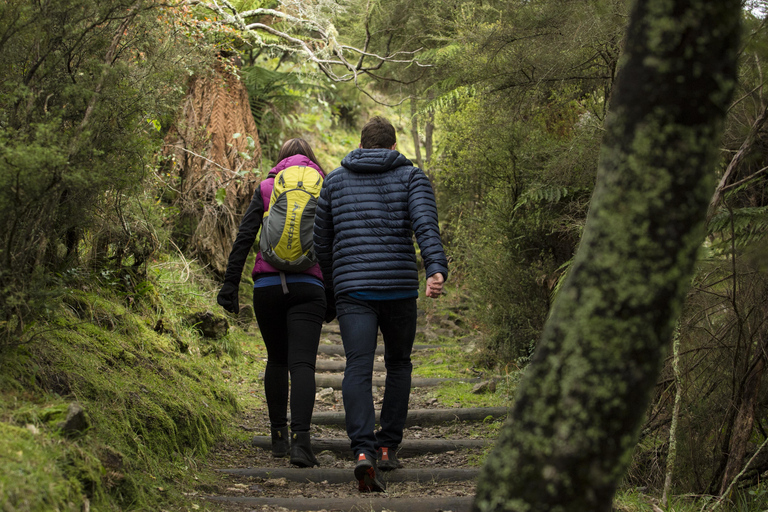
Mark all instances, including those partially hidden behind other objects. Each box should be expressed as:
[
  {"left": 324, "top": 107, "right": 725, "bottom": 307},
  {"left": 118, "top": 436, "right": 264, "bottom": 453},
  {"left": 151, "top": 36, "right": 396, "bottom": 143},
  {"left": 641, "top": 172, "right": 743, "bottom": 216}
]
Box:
[{"left": 0, "top": 256, "right": 253, "bottom": 511}]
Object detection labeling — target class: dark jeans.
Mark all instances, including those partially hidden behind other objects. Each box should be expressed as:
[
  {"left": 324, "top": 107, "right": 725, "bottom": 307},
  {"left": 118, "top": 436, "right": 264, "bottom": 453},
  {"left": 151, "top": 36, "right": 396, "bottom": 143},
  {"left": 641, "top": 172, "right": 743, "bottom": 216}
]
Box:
[
  {"left": 336, "top": 294, "right": 417, "bottom": 458},
  {"left": 253, "top": 282, "right": 325, "bottom": 432}
]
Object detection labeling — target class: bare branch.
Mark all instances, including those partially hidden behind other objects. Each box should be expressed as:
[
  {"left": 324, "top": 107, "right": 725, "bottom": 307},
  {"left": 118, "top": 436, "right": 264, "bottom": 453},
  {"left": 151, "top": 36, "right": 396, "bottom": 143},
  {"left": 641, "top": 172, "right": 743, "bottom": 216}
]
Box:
[{"left": 182, "top": 0, "right": 430, "bottom": 83}]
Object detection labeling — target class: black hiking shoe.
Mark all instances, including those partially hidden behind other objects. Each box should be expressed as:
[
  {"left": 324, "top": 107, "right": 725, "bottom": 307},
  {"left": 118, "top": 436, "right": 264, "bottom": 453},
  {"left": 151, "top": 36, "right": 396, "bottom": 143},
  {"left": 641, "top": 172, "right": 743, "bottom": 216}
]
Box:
[
  {"left": 270, "top": 426, "right": 289, "bottom": 458},
  {"left": 377, "top": 446, "right": 402, "bottom": 471},
  {"left": 290, "top": 431, "right": 319, "bottom": 467},
  {"left": 354, "top": 453, "right": 386, "bottom": 492}
]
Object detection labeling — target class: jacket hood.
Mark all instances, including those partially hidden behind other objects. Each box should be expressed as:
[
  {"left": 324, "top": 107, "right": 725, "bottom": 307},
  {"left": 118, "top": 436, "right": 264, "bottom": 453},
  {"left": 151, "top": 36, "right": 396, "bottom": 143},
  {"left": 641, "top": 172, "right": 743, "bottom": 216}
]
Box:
[
  {"left": 340, "top": 148, "right": 413, "bottom": 174},
  {"left": 269, "top": 154, "right": 325, "bottom": 177}
]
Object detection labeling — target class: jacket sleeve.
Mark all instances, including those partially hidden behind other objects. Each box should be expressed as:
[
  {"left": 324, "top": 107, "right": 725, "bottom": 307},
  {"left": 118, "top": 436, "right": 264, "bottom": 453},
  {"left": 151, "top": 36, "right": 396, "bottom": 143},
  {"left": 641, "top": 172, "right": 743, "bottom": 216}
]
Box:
[
  {"left": 222, "top": 185, "right": 265, "bottom": 285},
  {"left": 408, "top": 168, "right": 449, "bottom": 281},
  {"left": 313, "top": 180, "right": 335, "bottom": 288}
]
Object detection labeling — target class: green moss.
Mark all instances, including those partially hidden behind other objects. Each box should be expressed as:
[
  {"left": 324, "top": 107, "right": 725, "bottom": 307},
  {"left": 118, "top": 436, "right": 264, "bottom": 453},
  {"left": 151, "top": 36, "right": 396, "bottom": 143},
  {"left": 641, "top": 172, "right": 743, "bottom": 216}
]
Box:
[
  {"left": 0, "top": 264, "right": 241, "bottom": 510},
  {"left": 0, "top": 422, "right": 87, "bottom": 511}
]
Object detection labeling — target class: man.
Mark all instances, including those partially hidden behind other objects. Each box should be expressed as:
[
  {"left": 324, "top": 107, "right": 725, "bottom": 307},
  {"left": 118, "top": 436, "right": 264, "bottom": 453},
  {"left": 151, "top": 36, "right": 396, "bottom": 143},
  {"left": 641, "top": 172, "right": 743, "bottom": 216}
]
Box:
[{"left": 313, "top": 116, "right": 448, "bottom": 492}]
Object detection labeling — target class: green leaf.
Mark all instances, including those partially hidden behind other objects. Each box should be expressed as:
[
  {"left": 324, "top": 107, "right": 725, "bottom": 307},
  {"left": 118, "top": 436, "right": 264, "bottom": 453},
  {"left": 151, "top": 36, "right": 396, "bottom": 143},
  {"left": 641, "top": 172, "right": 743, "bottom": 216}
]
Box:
[{"left": 215, "top": 188, "right": 227, "bottom": 205}]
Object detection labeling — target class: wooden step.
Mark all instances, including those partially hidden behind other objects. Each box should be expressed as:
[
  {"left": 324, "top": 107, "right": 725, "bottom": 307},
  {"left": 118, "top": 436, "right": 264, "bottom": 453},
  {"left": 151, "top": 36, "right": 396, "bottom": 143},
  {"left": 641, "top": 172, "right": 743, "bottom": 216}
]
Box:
[
  {"left": 205, "top": 495, "right": 474, "bottom": 512},
  {"left": 303, "top": 406, "right": 508, "bottom": 426},
  {"left": 250, "top": 436, "right": 492, "bottom": 457},
  {"left": 314, "top": 374, "right": 480, "bottom": 389},
  {"left": 315, "top": 359, "right": 387, "bottom": 372},
  {"left": 218, "top": 466, "right": 479, "bottom": 483},
  {"left": 317, "top": 343, "right": 441, "bottom": 357}
]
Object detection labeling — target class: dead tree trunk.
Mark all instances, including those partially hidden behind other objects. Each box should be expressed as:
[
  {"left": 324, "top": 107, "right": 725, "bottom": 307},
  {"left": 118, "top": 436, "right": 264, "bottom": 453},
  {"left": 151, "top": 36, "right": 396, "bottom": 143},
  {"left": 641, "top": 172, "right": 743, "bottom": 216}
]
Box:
[{"left": 473, "top": 1, "right": 741, "bottom": 511}]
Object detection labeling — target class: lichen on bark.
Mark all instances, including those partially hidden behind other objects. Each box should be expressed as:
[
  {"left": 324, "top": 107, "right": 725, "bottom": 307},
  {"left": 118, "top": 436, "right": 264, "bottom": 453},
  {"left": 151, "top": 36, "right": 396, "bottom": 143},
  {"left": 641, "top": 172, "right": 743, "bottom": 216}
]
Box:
[{"left": 473, "top": 1, "right": 740, "bottom": 511}]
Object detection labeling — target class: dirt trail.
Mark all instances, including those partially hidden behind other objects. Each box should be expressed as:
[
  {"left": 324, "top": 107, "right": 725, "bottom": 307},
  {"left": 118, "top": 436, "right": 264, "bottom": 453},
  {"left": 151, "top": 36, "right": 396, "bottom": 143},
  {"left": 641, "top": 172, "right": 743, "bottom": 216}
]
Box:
[{"left": 199, "top": 316, "right": 505, "bottom": 512}]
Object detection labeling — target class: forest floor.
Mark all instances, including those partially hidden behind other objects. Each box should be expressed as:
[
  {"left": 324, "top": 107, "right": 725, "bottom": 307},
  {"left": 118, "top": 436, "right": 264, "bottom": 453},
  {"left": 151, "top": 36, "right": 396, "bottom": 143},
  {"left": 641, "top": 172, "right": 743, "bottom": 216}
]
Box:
[{"left": 189, "top": 309, "right": 510, "bottom": 512}]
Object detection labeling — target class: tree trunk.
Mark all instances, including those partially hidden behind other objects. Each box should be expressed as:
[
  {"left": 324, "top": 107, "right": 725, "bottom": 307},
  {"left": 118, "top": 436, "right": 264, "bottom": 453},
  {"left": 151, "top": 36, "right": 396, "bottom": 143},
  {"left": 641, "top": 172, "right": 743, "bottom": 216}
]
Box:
[
  {"left": 718, "top": 344, "right": 767, "bottom": 494},
  {"left": 473, "top": 1, "right": 740, "bottom": 511},
  {"left": 411, "top": 98, "right": 424, "bottom": 169},
  {"left": 662, "top": 325, "right": 682, "bottom": 508}
]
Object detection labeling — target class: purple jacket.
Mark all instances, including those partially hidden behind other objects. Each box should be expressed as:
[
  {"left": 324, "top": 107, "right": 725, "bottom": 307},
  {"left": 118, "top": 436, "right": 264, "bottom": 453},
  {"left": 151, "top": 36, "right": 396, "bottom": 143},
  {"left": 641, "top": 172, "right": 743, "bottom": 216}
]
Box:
[{"left": 251, "top": 154, "right": 325, "bottom": 280}]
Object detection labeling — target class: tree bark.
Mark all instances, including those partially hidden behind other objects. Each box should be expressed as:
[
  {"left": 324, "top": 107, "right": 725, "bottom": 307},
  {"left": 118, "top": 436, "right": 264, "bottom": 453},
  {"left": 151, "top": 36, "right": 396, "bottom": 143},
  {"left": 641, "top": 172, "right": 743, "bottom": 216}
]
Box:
[
  {"left": 662, "top": 326, "right": 682, "bottom": 508},
  {"left": 473, "top": 2, "right": 741, "bottom": 511},
  {"left": 718, "top": 341, "right": 767, "bottom": 494},
  {"left": 411, "top": 98, "right": 424, "bottom": 169}
]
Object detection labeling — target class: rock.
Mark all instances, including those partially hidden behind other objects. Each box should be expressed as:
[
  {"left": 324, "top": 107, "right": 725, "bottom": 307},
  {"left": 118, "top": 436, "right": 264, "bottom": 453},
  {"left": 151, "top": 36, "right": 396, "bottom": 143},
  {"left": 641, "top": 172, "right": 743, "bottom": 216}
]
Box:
[
  {"left": 58, "top": 402, "right": 90, "bottom": 437},
  {"left": 237, "top": 304, "right": 254, "bottom": 329},
  {"left": 185, "top": 311, "right": 229, "bottom": 339},
  {"left": 471, "top": 379, "right": 498, "bottom": 395},
  {"left": 315, "top": 387, "right": 336, "bottom": 404},
  {"left": 316, "top": 451, "right": 337, "bottom": 466}
]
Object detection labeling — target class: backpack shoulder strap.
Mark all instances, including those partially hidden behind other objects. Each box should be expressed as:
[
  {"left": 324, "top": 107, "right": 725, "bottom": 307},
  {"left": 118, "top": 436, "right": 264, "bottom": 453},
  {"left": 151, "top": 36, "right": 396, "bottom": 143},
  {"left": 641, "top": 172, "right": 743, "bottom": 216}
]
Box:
[{"left": 260, "top": 176, "right": 275, "bottom": 213}]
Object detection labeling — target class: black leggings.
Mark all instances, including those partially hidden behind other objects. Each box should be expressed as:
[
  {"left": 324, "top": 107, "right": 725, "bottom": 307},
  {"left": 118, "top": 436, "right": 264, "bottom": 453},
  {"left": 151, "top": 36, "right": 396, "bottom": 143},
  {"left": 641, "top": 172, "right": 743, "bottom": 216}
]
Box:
[{"left": 252, "top": 282, "right": 325, "bottom": 432}]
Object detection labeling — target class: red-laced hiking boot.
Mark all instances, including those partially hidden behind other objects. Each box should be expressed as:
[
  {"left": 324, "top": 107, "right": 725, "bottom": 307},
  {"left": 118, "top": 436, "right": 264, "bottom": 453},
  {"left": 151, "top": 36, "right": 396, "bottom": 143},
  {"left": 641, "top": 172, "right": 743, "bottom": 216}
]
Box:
[
  {"left": 377, "top": 446, "right": 402, "bottom": 471},
  {"left": 354, "top": 453, "right": 386, "bottom": 492}
]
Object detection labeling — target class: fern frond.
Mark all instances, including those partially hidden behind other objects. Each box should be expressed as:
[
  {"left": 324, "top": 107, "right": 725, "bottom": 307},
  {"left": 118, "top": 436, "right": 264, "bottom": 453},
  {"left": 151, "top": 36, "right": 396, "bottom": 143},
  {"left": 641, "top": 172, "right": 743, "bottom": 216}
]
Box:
[{"left": 707, "top": 206, "right": 768, "bottom": 250}]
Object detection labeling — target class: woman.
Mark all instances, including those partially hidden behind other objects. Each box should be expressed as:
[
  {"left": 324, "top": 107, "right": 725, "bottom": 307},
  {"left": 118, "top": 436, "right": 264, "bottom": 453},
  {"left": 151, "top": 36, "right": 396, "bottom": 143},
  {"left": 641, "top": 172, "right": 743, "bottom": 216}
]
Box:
[{"left": 217, "top": 138, "right": 328, "bottom": 467}]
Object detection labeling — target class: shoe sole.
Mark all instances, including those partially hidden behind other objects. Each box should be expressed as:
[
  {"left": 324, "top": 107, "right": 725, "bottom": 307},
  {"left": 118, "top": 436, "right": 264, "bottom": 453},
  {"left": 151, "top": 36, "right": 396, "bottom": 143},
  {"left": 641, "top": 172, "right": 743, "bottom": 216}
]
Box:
[{"left": 355, "top": 464, "right": 386, "bottom": 492}]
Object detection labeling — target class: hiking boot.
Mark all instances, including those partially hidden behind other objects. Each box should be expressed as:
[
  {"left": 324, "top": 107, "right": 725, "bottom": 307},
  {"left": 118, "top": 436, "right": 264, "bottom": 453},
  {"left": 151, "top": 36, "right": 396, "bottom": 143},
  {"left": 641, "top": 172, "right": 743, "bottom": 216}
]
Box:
[
  {"left": 270, "top": 426, "right": 289, "bottom": 458},
  {"left": 354, "top": 453, "right": 386, "bottom": 492},
  {"left": 377, "top": 446, "right": 402, "bottom": 471},
  {"left": 290, "top": 431, "right": 319, "bottom": 467}
]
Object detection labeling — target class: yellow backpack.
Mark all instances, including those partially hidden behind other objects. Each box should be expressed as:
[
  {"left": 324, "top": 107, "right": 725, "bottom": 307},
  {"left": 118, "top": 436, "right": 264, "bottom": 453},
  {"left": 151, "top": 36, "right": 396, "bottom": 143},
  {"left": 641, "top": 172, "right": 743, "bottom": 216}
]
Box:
[{"left": 259, "top": 165, "right": 323, "bottom": 272}]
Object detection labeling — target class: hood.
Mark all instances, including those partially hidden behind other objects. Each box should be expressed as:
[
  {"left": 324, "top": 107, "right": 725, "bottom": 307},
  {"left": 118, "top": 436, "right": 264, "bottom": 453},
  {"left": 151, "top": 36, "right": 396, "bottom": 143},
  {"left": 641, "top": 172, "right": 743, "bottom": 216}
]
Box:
[
  {"left": 340, "top": 148, "right": 413, "bottom": 174},
  {"left": 269, "top": 154, "right": 325, "bottom": 177}
]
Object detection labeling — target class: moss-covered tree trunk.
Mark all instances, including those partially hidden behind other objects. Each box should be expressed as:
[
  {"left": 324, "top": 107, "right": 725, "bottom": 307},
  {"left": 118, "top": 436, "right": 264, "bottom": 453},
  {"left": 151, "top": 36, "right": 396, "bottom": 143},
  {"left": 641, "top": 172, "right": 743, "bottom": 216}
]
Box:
[{"left": 473, "top": 1, "right": 741, "bottom": 511}]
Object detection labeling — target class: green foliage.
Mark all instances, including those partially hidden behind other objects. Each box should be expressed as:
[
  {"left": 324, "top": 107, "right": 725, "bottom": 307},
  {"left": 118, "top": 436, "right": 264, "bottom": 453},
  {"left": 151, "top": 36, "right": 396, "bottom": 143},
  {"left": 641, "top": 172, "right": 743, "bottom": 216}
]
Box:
[
  {"left": 0, "top": 0, "right": 209, "bottom": 344},
  {"left": 435, "top": 86, "right": 599, "bottom": 362},
  {"left": 412, "top": 0, "right": 631, "bottom": 366}
]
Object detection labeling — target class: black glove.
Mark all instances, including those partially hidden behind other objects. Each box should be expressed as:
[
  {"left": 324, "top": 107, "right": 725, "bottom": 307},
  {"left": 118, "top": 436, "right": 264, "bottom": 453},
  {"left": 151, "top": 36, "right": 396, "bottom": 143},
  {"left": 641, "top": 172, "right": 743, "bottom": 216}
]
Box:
[
  {"left": 217, "top": 281, "right": 240, "bottom": 314},
  {"left": 324, "top": 287, "right": 336, "bottom": 323}
]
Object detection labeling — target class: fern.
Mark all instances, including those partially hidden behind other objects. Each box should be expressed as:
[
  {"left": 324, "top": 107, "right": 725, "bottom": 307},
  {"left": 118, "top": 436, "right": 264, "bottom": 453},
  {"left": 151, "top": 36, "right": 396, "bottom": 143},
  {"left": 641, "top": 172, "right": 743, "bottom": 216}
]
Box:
[
  {"left": 514, "top": 186, "right": 571, "bottom": 212},
  {"left": 240, "top": 65, "right": 324, "bottom": 129},
  {"left": 707, "top": 206, "right": 768, "bottom": 251}
]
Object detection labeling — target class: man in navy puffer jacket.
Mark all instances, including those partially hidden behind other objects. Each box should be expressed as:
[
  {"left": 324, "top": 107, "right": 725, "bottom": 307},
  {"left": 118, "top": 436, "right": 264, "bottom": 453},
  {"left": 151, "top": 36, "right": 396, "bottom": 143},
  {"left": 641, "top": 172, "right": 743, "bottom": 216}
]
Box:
[{"left": 313, "top": 116, "right": 449, "bottom": 492}]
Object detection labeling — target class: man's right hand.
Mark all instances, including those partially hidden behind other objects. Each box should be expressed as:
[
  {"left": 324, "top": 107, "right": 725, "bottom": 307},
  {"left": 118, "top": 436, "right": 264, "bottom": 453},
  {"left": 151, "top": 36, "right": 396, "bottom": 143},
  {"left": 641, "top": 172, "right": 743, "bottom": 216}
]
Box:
[
  {"left": 426, "top": 273, "right": 444, "bottom": 298},
  {"left": 217, "top": 282, "right": 240, "bottom": 314}
]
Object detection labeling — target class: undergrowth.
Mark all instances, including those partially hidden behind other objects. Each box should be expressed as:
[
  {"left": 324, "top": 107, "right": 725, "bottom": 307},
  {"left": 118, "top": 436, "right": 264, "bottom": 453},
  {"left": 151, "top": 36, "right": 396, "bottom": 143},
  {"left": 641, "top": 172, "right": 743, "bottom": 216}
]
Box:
[{"left": 0, "top": 255, "right": 258, "bottom": 511}]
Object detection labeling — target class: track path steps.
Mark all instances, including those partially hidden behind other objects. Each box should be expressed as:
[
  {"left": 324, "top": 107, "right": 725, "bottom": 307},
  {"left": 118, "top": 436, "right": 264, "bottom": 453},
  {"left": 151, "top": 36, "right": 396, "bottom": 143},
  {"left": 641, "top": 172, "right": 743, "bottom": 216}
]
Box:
[{"left": 201, "top": 311, "right": 507, "bottom": 512}]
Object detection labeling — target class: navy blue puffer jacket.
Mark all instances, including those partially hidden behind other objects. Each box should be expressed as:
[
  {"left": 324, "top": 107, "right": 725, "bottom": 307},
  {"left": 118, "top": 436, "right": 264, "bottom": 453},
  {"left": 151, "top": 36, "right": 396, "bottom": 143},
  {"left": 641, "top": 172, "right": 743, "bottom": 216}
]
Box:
[{"left": 313, "top": 148, "right": 449, "bottom": 297}]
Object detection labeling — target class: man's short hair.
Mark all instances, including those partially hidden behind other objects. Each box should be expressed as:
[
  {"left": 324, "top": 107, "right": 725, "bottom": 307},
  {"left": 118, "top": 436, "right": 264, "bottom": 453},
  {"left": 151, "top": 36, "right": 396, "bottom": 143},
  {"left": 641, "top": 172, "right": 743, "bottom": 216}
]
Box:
[{"left": 360, "top": 116, "right": 396, "bottom": 149}]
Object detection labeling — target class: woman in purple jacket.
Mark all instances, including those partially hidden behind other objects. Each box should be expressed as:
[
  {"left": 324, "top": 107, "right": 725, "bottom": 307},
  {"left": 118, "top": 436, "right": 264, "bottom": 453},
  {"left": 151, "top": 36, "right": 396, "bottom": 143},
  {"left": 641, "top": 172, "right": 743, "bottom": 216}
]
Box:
[{"left": 217, "top": 138, "right": 328, "bottom": 467}]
